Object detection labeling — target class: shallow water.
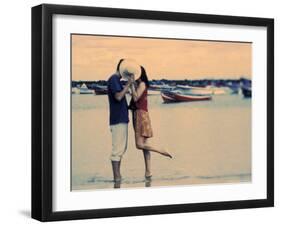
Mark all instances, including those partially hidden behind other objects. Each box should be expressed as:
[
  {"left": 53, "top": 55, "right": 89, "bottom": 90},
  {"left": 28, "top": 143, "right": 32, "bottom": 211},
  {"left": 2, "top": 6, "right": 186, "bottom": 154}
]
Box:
[{"left": 71, "top": 93, "right": 251, "bottom": 190}]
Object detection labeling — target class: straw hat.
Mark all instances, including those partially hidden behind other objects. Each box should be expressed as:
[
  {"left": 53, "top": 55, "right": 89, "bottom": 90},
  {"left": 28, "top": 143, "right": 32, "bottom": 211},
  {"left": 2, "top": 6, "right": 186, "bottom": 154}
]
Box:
[{"left": 119, "top": 59, "right": 141, "bottom": 80}]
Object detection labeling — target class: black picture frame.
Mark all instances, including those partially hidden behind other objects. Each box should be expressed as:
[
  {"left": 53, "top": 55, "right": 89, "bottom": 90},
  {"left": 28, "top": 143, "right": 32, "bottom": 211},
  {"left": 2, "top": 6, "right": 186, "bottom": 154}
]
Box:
[{"left": 31, "top": 3, "right": 274, "bottom": 222}]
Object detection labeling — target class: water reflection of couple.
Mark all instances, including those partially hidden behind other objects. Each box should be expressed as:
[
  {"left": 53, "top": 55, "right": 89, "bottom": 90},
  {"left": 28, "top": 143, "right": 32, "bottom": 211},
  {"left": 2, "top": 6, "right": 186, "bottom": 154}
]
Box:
[{"left": 107, "top": 59, "right": 172, "bottom": 187}]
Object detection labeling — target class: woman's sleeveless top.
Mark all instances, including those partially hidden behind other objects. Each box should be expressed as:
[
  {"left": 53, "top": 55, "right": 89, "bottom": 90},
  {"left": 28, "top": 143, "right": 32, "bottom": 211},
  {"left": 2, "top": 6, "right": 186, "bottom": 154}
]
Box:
[{"left": 135, "top": 87, "right": 148, "bottom": 112}]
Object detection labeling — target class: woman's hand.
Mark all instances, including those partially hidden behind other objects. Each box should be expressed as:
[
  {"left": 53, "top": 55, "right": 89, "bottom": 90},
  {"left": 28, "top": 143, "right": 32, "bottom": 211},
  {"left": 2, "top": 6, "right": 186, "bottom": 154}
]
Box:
[
  {"left": 127, "top": 76, "right": 134, "bottom": 85},
  {"left": 131, "top": 81, "right": 145, "bottom": 102}
]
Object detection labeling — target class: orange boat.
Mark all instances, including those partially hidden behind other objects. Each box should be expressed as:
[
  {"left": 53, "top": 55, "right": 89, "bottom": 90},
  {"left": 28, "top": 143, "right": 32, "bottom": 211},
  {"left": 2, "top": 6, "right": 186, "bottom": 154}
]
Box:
[{"left": 161, "top": 90, "right": 212, "bottom": 103}]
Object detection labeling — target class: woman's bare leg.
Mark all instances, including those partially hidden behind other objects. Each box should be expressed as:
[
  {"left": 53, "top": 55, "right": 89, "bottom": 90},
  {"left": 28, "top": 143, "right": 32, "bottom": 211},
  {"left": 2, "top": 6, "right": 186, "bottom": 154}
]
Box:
[
  {"left": 135, "top": 134, "right": 152, "bottom": 178},
  {"left": 135, "top": 133, "right": 172, "bottom": 158},
  {"left": 143, "top": 149, "right": 152, "bottom": 178}
]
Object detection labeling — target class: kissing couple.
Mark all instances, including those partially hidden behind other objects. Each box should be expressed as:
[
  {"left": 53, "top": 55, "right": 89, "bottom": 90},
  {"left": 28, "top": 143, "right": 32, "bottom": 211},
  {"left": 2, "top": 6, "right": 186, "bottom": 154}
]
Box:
[{"left": 107, "top": 59, "right": 172, "bottom": 186}]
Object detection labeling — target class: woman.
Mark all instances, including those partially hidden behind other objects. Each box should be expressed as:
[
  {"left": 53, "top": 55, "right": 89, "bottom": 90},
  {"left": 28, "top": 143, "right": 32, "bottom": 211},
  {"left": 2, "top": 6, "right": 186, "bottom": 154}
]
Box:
[{"left": 130, "top": 66, "right": 172, "bottom": 179}]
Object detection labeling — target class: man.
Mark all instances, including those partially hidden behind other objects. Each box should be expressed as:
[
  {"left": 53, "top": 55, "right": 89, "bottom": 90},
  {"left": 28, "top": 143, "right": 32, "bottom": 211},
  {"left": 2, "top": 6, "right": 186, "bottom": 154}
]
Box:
[{"left": 107, "top": 59, "right": 137, "bottom": 184}]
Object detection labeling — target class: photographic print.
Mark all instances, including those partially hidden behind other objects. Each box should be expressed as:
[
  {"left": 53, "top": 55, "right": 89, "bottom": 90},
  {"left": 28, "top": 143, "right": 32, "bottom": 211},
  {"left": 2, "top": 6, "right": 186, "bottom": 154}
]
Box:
[{"left": 71, "top": 34, "right": 252, "bottom": 191}]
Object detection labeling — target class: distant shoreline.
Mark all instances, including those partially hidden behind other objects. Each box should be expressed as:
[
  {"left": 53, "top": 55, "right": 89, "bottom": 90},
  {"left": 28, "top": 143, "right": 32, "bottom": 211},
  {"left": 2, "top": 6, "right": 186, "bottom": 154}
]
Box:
[{"left": 72, "top": 77, "right": 251, "bottom": 88}]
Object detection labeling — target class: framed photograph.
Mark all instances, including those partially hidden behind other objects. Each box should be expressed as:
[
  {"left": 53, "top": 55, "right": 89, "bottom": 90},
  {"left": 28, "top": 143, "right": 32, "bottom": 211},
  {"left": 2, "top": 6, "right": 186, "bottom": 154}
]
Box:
[{"left": 32, "top": 4, "right": 274, "bottom": 221}]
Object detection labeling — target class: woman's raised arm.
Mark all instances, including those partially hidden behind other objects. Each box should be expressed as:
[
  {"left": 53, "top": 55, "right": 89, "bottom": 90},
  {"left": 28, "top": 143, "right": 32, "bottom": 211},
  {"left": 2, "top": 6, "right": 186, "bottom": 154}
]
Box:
[{"left": 131, "top": 82, "right": 145, "bottom": 102}]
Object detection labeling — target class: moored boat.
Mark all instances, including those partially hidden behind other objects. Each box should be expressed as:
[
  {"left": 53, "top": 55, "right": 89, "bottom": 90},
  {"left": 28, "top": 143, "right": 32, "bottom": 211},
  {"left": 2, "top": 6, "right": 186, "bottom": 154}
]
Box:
[
  {"left": 79, "top": 83, "right": 93, "bottom": 94},
  {"left": 206, "top": 86, "right": 231, "bottom": 95},
  {"left": 72, "top": 87, "right": 79, "bottom": 94},
  {"left": 176, "top": 85, "right": 213, "bottom": 95},
  {"left": 241, "top": 85, "right": 251, "bottom": 98},
  {"left": 227, "top": 85, "right": 240, "bottom": 94},
  {"left": 149, "top": 84, "right": 173, "bottom": 92},
  {"left": 161, "top": 90, "right": 212, "bottom": 103},
  {"left": 240, "top": 78, "right": 252, "bottom": 98},
  {"left": 147, "top": 89, "right": 160, "bottom": 95},
  {"left": 93, "top": 85, "right": 108, "bottom": 95}
]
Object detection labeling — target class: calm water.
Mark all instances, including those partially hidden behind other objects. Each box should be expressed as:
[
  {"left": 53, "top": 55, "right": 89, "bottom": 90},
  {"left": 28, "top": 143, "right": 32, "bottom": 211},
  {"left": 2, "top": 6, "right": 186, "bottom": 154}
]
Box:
[{"left": 71, "top": 93, "right": 251, "bottom": 190}]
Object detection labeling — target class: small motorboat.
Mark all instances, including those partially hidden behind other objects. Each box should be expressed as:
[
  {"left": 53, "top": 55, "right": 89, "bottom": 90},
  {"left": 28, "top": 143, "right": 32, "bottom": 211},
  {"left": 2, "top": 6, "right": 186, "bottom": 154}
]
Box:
[
  {"left": 147, "top": 89, "right": 160, "bottom": 95},
  {"left": 161, "top": 90, "right": 212, "bottom": 103},
  {"left": 240, "top": 78, "right": 252, "bottom": 98},
  {"left": 241, "top": 85, "right": 252, "bottom": 98},
  {"left": 71, "top": 87, "right": 79, "bottom": 94},
  {"left": 206, "top": 86, "right": 231, "bottom": 95},
  {"left": 94, "top": 85, "right": 108, "bottom": 95},
  {"left": 79, "top": 83, "right": 93, "bottom": 94},
  {"left": 149, "top": 83, "right": 174, "bottom": 92},
  {"left": 227, "top": 84, "right": 240, "bottom": 94},
  {"left": 176, "top": 85, "right": 213, "bottom": 95}
]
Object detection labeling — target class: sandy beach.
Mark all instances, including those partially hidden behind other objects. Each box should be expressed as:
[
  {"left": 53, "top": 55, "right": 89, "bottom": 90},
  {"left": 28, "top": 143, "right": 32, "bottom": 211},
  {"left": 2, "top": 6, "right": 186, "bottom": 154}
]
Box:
[{"left": 71, "top": 93, "right": 251, "bottom": 190}]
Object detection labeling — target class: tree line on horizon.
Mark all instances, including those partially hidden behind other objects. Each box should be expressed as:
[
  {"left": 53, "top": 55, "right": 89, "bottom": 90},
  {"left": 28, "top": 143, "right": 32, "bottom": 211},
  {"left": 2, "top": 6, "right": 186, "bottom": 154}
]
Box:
[{"left": 72, "top": 77, "right": 251, "bottom": 88}]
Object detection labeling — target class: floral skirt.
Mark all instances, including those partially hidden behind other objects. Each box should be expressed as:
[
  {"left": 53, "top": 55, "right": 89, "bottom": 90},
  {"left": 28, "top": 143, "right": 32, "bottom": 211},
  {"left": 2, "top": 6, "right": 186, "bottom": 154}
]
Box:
[{"left": 133, "top": 109, "right": 153, "bottom": 138}]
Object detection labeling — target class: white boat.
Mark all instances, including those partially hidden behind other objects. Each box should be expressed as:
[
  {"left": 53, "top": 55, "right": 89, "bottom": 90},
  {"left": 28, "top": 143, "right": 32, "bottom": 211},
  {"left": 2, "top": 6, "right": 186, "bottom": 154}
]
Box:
[
  {"left": 79, "top": 83, "right": 93, "bottom": 94},
  {"left": 149, "top": 84, "right": 173, "bottom": 91},
  {"left": 176, "top": 85, "right": 213, "bottom": 95},
  {"left": 147, "top": 89, "right": 160, "bottom": 95},
  {"left": 206, "top": 86, "right": 230, "bottom": 95},
  {"left": 71, "top": 87, "right": 79, "bottom": 94}
]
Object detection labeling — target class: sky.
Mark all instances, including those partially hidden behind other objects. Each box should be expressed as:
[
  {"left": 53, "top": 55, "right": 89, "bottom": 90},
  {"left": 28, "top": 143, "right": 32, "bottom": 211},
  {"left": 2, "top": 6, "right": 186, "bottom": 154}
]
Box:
[{"left": 72, "top": 34, "right": 252, "bottom": 81}]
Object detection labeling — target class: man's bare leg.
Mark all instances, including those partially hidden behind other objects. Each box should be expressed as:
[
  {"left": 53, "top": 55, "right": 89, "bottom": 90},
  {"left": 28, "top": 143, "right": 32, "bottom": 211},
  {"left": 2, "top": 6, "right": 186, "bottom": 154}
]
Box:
[{"left": 111, "top": 160, "right": 122, "bottom": 182}]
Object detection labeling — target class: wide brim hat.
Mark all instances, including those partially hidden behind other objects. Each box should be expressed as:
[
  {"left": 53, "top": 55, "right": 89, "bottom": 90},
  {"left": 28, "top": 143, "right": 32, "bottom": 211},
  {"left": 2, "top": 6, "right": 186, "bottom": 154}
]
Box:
[{"left": 119, "top": 59, "right": 141, "bottom": 80}]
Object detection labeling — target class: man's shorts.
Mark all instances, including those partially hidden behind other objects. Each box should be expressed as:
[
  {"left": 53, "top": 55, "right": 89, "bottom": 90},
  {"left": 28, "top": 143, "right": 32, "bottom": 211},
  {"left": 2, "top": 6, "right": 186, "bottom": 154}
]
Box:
[{"left": 110, "top": 123, "right": 128, "bottom": 161}]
